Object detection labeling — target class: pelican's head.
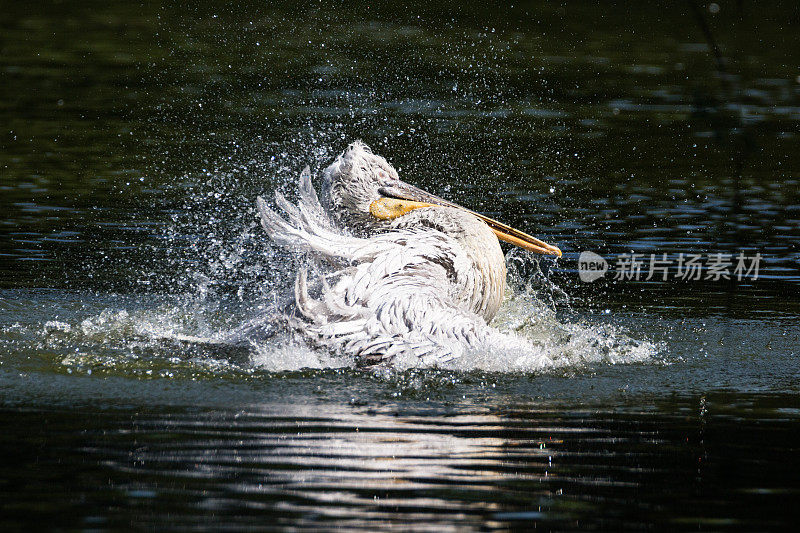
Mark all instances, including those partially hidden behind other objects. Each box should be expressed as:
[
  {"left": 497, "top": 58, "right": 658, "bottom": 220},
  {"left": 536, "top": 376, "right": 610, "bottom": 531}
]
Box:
[
  {"left": 321, "top": 141, "right": 562, "bottom": 257},
  {"left": 321, "top": 141, "right": 401, "bottom": 230}
]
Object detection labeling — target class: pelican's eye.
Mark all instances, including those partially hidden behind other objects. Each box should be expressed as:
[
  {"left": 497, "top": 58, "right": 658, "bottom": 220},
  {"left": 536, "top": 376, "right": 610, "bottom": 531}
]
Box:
[{"left": 376, "top": 170, "right": 398, "bottom": 187}]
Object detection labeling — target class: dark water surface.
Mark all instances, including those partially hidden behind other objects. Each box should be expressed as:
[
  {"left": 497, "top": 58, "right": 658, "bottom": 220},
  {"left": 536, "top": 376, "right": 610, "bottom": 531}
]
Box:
[{"left": 2, "top": 1, "right": 800, "bottom": 529}]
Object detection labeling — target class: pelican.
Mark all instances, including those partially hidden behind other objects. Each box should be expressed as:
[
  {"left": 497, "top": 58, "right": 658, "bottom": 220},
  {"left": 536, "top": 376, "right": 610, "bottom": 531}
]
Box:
[{"left": 256, "top": 141, "right": 562, "bottom": 366}]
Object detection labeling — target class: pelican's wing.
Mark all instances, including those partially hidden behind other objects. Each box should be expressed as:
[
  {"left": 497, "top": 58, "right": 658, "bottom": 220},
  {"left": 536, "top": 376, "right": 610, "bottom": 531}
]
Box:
[
  {"left": 289, "top": 230, "right": 526, "bottom": 366},
  {"left": 256, "top": 166, "right": 367, "bottom": 262},
  {"left": 292, "top": 264, "right": 478, "bottom": 365},
  {"left": 292, "top": 250, "right": 530, "bottom": 366}
]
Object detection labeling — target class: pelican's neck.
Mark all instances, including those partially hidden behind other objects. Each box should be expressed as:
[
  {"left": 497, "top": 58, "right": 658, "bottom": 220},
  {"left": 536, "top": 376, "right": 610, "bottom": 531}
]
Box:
[{"left": 457, "top": 212, "right": 507, "bottom": 322}]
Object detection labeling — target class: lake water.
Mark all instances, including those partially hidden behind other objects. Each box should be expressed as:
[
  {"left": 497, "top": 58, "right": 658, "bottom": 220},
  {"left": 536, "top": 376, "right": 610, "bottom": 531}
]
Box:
[{"left": 2, "top": 1, "right": 799, "bottom": 529}]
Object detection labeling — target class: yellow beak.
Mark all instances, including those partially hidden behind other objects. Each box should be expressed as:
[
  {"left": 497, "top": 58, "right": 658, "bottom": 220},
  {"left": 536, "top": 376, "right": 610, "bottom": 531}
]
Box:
[{"left": 369, "top": 197, "right": 562, "bottom": 258}]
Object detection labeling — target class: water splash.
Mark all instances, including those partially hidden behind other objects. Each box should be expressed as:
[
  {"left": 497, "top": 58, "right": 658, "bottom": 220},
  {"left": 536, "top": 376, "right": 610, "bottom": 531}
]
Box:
[{"left": 23, "top": 245, "right": 662, "bottom": 378}]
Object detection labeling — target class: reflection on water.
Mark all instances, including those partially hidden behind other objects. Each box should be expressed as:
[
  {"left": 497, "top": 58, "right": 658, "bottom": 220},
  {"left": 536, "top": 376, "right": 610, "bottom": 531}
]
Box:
[{"left": 2, "top": 396, "right": 799, "bottom": 530}]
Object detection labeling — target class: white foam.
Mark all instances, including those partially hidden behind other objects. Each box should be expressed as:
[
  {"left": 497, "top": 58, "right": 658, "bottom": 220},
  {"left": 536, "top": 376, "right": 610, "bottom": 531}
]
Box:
[{"left": 250, "top": 337, "right": 352, "bottom": 372}]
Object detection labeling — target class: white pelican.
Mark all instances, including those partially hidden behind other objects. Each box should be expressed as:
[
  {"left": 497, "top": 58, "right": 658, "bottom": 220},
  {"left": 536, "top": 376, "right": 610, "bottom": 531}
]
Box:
[{"left": 257, "top": 141, "right": 562, "bottom": 366}]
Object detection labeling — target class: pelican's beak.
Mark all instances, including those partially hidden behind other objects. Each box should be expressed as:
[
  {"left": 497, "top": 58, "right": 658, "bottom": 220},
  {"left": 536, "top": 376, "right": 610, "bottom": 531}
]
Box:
[{"left": 369, "top": 181, "right": 562, "bottom": 258}]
